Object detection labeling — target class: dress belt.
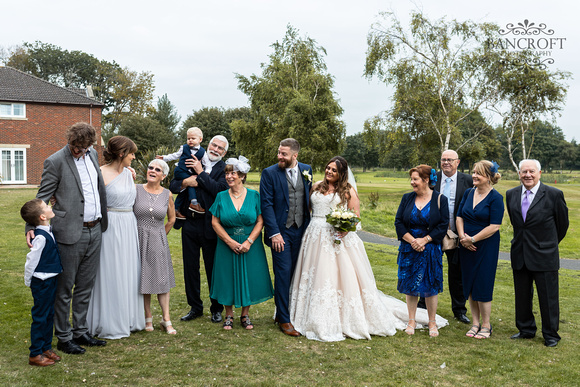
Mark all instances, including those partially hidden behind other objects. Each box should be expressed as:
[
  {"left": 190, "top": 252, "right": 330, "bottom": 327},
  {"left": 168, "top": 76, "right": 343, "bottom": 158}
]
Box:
[
  {"left": 312, "top": 215, "right": 326, "bottom": 218},
  {"left": 83, "top": 218, "right": 101, "bottom": 228},
  {"left": 108, "top": 207, "right": 133, "bottom": 212}
]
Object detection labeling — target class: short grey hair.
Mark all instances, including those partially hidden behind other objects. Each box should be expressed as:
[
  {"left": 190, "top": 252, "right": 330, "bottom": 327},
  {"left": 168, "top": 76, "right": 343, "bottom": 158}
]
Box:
[
  {"left": 518, "top": 159, "right": 541, "bottom": 172},
  {"left": 149, "top": 159, "right": 169, "bottom": 176},
  {"left": 210, "top": 135, "right": 229, "bottom": 151}
]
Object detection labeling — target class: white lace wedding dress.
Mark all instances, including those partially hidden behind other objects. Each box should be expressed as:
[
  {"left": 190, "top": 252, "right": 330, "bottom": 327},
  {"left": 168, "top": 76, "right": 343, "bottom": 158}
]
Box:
[{"left": 289, "top": 191, "right": 448, "bottom": 342}]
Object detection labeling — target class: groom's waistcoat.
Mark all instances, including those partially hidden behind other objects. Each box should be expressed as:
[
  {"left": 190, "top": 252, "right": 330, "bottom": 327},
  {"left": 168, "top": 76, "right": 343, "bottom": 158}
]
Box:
[{"left": 286, "top": 171, "right": 305, "bottom": 228}]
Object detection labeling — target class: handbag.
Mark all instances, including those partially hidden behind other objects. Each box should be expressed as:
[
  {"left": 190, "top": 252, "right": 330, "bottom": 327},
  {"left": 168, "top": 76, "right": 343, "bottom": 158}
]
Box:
[{"left": 438, "top": 194, "right": 458, "bottom": 251}]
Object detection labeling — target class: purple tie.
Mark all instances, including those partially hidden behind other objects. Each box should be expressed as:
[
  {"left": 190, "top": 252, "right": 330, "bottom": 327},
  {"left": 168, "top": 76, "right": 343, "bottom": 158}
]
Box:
[{"left": 521, "top": 190, "right": 531, "bottom": 222}]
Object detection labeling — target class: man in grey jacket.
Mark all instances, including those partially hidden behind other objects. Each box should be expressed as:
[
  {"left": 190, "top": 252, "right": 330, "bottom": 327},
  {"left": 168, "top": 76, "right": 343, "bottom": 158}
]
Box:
[{"left": 26, "top": 122, "right": 108, "bottom": 354}]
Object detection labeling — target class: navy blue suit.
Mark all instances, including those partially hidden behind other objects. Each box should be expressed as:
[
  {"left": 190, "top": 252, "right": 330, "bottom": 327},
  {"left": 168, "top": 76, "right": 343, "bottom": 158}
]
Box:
[
  {"left": 170, "top": 160, "right": 228, "bottom": 315},
  {"left": 260, "top": 162, "right": 312, "bottom": 323}
]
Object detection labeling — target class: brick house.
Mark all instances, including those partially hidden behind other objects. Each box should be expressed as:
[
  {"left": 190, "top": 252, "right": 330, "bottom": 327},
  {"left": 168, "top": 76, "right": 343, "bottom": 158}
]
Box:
[{"left": 0, "top": 66, "right": 104, "bottom": 185}]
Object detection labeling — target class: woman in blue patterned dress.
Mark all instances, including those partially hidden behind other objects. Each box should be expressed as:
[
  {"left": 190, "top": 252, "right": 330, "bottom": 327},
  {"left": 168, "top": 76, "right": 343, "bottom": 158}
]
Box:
[{"left": 395, "top": 165, "right": 449, "bottom": 337}]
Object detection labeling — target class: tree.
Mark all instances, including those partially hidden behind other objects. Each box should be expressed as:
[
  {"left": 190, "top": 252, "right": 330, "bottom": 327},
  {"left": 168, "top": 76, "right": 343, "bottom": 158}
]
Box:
[
  {"left": 233, "top": 25, "right": 345, "bottom": 170},
  {"left": 341, "top": 133, "right": 380, "bottom": 171},
  {"left": 116, "top": 115, "right": 175, "bottom": 156},
  {"left": 364, "top": 11, "right": 503, "bottom": 155},
  {"left": 5, "top": 41, "right": 155, "bottom": 135},
  {"left": 147, "top": 93, "right": 180, "bottom": 146},
  {"left": 179, "top": 106, "right": 251, "bottom": 157},
  {"left": 488, "top": 51, "right": 570, "bottom": 171}
]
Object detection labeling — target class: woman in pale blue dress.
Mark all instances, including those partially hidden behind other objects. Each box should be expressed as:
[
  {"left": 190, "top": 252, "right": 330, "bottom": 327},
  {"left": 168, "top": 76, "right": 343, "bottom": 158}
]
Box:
[{"left": 87, "top": 136, "right": 145, "bottom": 339}]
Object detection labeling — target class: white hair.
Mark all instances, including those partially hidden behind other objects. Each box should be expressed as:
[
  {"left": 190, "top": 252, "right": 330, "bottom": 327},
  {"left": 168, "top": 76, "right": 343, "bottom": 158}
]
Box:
[
  {"left": 149, "top": 159, "right": 169, "bottom": 175},
  {"left": 518, "top": 159, "right": 541, "bottom": 172},
  {"left": 210, "top": 135, "right": 229, "bottom": 151}
]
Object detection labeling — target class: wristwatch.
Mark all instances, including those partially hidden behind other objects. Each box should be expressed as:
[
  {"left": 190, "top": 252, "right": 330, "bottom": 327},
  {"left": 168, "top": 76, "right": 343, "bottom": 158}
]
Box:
[{"left": 471, "top": 237, "right": 475, "bottom": 244}]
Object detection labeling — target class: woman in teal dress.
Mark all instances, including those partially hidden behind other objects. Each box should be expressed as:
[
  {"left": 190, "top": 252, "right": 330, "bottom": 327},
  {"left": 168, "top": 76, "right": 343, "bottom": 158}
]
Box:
[
  {"left": 209, "top": 156, "right": 273, "bottom": 330},
  {"left": 456, "top": 160, "right": 504, "bottom": 340}
]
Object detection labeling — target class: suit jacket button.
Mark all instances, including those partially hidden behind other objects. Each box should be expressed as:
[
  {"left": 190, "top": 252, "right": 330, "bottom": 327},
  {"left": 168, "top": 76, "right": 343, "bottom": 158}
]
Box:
[{"left": 80, "top": 214, "right": 83, "bottom": 217}]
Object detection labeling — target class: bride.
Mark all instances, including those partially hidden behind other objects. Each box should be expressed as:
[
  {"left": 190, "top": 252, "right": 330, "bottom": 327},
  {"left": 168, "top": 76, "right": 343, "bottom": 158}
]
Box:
[{"left": 289, "top": 156, "right": 447, "bottom": 342}]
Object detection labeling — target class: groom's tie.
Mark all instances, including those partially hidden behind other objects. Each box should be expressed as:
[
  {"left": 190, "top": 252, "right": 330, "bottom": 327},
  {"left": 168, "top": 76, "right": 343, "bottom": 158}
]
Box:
[{"left": 288, "top": 169, "right": 296, "bottom": 186}]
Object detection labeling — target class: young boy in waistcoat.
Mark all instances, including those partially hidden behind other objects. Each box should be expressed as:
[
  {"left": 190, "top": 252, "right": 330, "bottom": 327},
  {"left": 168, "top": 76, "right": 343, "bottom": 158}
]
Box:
[
  {"left": 21, "top": 199, "right": 63, "bottom": 366},
  {"left": 157, "top": 127, "right": 211, "bottom": 217}
]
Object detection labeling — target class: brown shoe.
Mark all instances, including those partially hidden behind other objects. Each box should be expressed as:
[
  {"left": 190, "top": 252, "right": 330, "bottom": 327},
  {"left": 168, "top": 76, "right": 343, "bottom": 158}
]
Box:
[
  {"left": 29, "top": 354, "right": 55, "bottom": 367},
  {"left": 189, "top": 203, "right": 205, "bottom": 214},
  {"left": 279, "top": 322, "right": 301, "bottom": 337},
  {"left": 175, "top": 210, "right": 186, "bottom": 220},
  {"left": 43, "top": 349, "right": 61, "bottom": 362}
]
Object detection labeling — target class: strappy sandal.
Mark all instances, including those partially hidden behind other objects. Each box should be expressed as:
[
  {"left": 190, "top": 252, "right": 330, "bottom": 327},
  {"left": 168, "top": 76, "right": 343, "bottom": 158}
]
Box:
[
  {"left": 223, "top": 315, "right": 234, "bottom": 330},
  {"left": 240, "top": 315, "right": 254, "bottom": 330},
  {"left": 160, "top": 320, "right": 177, "bottom": 335},
  {"left": 474, "top": 325, "right": 492, "bottom": 339},
  {"left": 428, "top": 320, "right": 439, "bottom": 337},
  {"left": 466, "top": 324, "right": 480, "bottom": 338},
  {"left": 405, "top": 319, "right": 416, "bottom": 335},
  {"left": 145, "top": 317, "right": 154, "bottom": 332}
]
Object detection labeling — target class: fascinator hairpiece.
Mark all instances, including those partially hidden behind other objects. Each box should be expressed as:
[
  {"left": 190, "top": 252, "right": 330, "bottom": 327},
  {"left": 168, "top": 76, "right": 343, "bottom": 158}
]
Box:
[
  {"left": 490, "top": 161, "right": 500, "bottom": 176},
  {"left": 429, "top": 168, "right": 437, "bottom": 184},
  {"left": 226, "top": 155, "right": 251, "bottom": 174}
]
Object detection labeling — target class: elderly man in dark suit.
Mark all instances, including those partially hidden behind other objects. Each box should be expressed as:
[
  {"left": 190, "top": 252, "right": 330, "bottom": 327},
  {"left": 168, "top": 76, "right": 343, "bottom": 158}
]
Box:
[
  {"left": 260, "top": 138, "right": 313, "bottom": 336},
  {"left": 506, "top": 159, "right": 568, "bottom": 347},
  {"left": 170, "top": 135, "right": 229, "bottom": 324},
  {"left": 418, "top": 150, "right": 472, "bottom": 324},
  {"left": 26, "top": 122, "right": 108, "bottom": 355}
]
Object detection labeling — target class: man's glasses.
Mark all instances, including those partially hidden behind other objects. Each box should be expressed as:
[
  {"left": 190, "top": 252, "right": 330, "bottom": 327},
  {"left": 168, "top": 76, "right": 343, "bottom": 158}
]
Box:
[
  {"left": 440, "top": 158, "right": 458, "bottom": 163},
  {"left": 210, "top": 142, "right": 226, "bottom": 153},
  {"left": 148, "top": 166, "right": 163, "bottom": 173}
]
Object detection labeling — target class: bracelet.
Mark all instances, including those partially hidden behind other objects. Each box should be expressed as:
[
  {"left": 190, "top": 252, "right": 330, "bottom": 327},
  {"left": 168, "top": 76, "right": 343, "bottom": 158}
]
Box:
[
  {"left": 426, "top": 235, "right": 431, "bottom": 242},
  {"left": 247, "top": 237, "right": 254, "bottom": 245}
]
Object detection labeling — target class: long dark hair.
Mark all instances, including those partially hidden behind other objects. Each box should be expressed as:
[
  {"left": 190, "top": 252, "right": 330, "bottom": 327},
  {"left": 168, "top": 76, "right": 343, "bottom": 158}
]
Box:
[{"left": 314, "top": 156, "right": 352, "bottom": 205}]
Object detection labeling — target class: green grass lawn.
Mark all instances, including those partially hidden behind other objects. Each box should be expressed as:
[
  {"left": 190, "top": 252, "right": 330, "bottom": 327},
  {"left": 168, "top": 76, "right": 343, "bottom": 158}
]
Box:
[{"left": 1, "top": 181, "right": 579, "bottom": 385}]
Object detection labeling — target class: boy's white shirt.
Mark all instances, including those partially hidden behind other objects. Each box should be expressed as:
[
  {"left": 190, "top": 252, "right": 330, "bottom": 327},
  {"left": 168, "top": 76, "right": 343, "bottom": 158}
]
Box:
[
  {"left": 24, "top": 225, "right": 59, "bottom": 287},
  {"left": 162, "top": 145, "right": 212, "bottom": 174}
]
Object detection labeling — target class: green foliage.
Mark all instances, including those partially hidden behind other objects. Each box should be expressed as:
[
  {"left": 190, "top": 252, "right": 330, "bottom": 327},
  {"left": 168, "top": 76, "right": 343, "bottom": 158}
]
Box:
[
  {"left": 341, "top": 133, "right": 380, "bottom": 171},
  {"left": 234, "top": 24, "right": 345, "bottom": 171},
  {"left": 5, "top": 41, "right": 156, "bottom": 135},
  {"left": 368, "top": 191, "right": 380, "bottom": 209},
  {"left": 365, "top": 11, "right": 502, "bottom": 155},
  {"left": 116, "top": 115, "right": 176, "bottom": 157},
  {"left": 133, "top": 146, "right": 177, "bottom": 188},
  {"left": 179, "top": 106, "right": 251, "bottom": 157},
  {"left": 149, "top": 93, "right": 181, "bottom": 139}
]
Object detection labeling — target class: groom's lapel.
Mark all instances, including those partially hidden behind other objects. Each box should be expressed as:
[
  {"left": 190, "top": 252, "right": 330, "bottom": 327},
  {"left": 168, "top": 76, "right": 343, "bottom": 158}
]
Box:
[{"left": 277, "top": 167, "right": 290, "bottom": 207}]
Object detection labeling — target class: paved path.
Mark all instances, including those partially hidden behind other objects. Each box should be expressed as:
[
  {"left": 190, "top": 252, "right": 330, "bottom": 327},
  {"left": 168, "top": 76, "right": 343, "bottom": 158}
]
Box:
[{"left": 357, "top": 231, "right": 580, "bottom": 271}]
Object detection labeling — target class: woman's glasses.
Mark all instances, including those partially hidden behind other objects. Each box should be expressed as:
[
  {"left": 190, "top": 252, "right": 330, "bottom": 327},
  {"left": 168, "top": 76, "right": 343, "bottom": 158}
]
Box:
[{"left": 148, "top": 166, "right": 163, "bottom": 173}]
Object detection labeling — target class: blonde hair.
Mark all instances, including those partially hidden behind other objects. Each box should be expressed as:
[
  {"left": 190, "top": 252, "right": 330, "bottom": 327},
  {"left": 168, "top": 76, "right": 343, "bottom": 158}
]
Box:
[
  {"left": 473, "top": 160, "right": 501, "bottom": 185},
  {"left": 186, "top": 127, "right": 203, "bottom": 138}
]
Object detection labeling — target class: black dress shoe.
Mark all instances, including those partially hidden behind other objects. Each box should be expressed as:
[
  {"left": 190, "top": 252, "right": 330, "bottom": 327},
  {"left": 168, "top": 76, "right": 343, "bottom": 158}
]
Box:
[
  {"left": 544, "top": 339, "right": 559, "bottom": 347},
  {"left": 74, "top": 333, "right": 107, "bottom": 347},
  {"left": 56, "top": 340, "right": 86, "bottom": 354},
  {"left": 454, "top": 313, "right": 471, "bottom": 324},
  {"left": 211, "top": 312, "right": 223, "bottom": 323},
  {"left": 510, "top": 332, "right": 535, "bottom": 340},
  {"left": 181, "top": 309, "right": 203, "bottom": 321}
]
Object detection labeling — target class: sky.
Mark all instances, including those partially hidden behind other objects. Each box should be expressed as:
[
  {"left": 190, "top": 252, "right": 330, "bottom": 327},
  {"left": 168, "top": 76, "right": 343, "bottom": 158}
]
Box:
[{"left": 2, "top": 0, "right": 578, "bottom": 140}]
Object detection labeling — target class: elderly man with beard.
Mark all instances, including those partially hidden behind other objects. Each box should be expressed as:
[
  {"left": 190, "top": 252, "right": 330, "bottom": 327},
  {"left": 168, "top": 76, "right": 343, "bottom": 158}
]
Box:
[{"left": 170, "top": 135, "right": 229, "bottom": 324}]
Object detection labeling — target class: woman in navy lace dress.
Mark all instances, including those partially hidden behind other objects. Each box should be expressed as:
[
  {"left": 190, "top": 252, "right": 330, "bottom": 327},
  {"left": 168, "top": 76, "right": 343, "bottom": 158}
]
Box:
[{"left": 395, "top": 165, "right": 449, "bottom": 337}]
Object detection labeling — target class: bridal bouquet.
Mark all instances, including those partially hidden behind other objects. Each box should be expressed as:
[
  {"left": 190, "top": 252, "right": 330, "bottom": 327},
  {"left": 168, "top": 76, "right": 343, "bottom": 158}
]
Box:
[{"left": 326, "top": 207, "right": 360, "bottom": 244}]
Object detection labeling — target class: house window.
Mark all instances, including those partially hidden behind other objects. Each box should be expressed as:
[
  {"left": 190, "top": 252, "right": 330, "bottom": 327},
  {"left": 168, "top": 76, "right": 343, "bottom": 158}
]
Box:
[
  {"left": 1, "top": 148, "right": 27, "bottom": 184},
  {"left": 0, "top": 103, "right": 26, "bottom": 118}
]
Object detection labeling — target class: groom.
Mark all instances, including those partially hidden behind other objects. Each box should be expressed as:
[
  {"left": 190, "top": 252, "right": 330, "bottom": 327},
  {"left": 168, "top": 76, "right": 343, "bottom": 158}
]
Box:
[{"left": 260, "top": 138, "right": 313, "bottom": 336}]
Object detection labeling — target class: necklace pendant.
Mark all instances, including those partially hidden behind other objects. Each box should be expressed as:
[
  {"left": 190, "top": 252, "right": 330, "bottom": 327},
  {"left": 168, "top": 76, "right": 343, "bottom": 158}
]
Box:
[{"left": 149, "top": 207, "right": 153, "bottom": 212}]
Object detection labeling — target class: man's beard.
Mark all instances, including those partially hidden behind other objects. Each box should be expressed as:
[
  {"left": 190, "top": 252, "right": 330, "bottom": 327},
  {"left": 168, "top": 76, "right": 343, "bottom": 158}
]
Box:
[
  {"left": 208, "top": 151, "right": 222, "bottom": 162},
  {"left": 278, "top": 158, "right": 292, "bottom": 169}
]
